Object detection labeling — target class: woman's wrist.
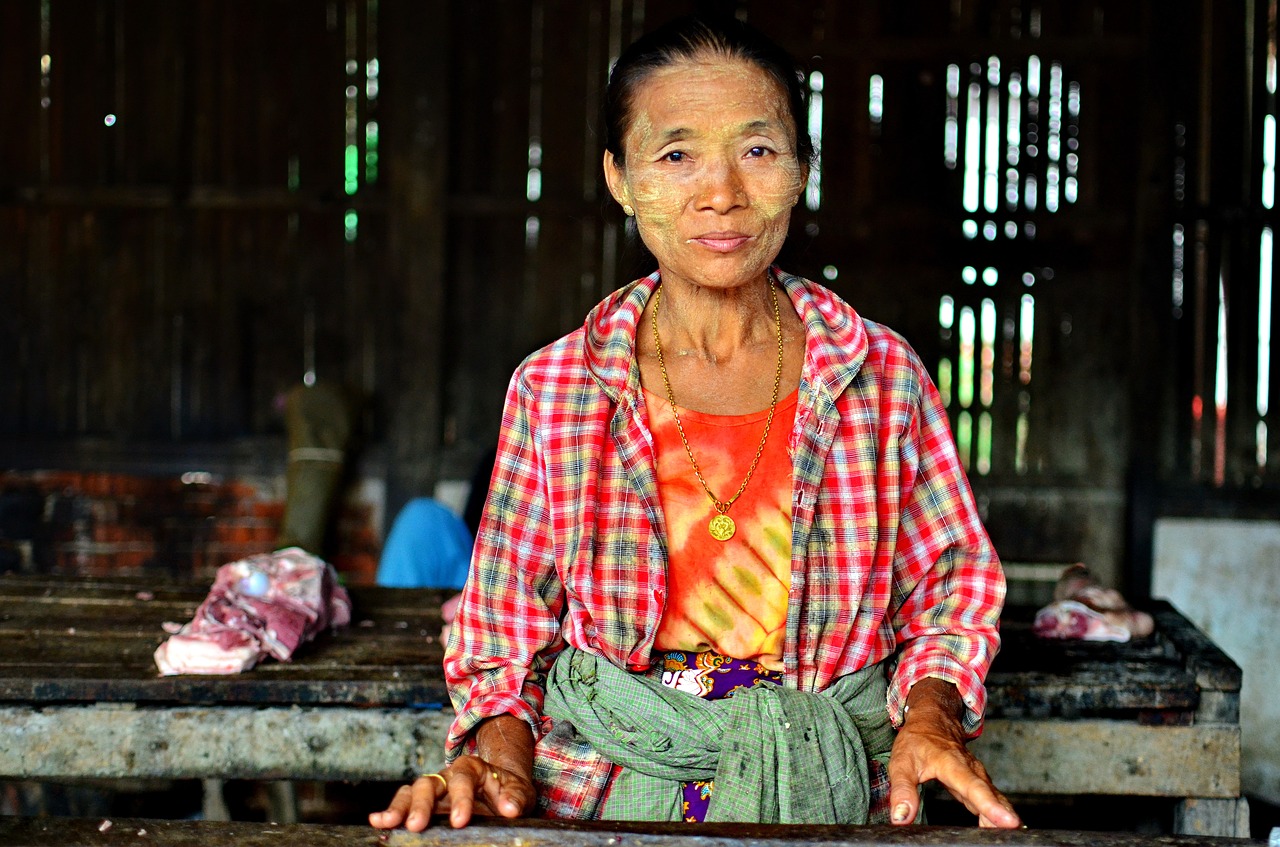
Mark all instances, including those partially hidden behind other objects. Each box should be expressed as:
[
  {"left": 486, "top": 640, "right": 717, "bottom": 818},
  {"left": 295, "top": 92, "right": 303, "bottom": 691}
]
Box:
[
  {"left": 474, "top": 714, "right": 536, "bottom": 777},
  {"left": 902, "top": 677, "right": 965, "bottom": 731}
]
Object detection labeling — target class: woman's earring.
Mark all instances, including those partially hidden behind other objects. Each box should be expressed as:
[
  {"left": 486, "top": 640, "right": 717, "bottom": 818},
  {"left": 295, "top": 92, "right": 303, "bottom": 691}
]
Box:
[{"left": 622, "top": 204, "right": 635, "bottom": 217}]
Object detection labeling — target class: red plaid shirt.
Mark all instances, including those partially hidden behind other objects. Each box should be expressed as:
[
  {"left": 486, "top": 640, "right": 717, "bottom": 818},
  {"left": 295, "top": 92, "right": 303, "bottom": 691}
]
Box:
[{"left": 444, "top": 269, "right": 1005, "bottom": 818}]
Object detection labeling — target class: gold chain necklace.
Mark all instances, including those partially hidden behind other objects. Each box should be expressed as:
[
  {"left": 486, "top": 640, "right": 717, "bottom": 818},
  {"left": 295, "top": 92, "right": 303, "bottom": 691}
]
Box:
[{"left": 651, "top": 279, "right": 784, "bottom": 541}]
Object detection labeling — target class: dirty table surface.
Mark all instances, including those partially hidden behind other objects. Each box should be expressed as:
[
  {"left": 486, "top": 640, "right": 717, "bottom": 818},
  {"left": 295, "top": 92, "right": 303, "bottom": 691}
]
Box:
[
  {"left": 0, "top": 575, "right": 1240, "bottom": 718},
  {"left": 0, "top": 816, "right": 1267, "bottom": 847},
  {"left": 985, "top": 600, "right": 1240, "bottom": 722},
  {"left": 0, "top": 573, "right": 457, "bottom": 783},
  {"left": 0, "top": 573, "right": 453, "bottom": 707}
]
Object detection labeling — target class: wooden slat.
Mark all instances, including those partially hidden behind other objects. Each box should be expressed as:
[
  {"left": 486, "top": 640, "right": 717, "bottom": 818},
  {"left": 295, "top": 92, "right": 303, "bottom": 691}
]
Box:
[
  {"left": 0, "top": 576, "right": 1227, "bottom": 717},
  {"left": 984, "top": 602, "right": 1203, "bottom": 717},
  {"left": 380, "top": 0, "right": 453, "bottom": 505},
  {"left": 0, "top": 600, "right": 444, "bottom": 635},
  {"left": 0, "top": 629, "right": 443, "bottom": 666},
  {"left": 984, "top": 665, "right": 1200, "bottom": 717},
  {"left": 0, "top": 185, "right": 395, "bottom": 211},
  {"left": 0, "top": 575, "right": 451, "bottom": 607},
  {"left": 0, "top": 580, "right": 204, "bottom": 602},
  {"left": 0, "top": 815, "right": 1263, "bottom": 847},
  {"left": 0, "top": 577, "right": 451, "bottom": 705},
  {"left": 0, "top": 667, "right": 448, "bottom": 707},
  {"left": 0, "top": 703, "right": 452, "bottom": 781},
  {"left": 529, "top": 21, "right": 577, "bottom": 339},
  {"left": 435, "top": 0, "right": 544, "bottom": 482},
  {"left": 1148, "top": 601, "right": 1242, "bottom": 692},
  {"left": 0, "top": 0, "right": 40, "bottom": 185},
  {"left": 971, "top": 719, "right": 1241, "bottom": 798}
]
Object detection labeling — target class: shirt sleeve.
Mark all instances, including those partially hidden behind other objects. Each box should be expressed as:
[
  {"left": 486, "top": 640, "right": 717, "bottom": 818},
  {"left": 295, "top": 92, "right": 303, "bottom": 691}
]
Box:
[
  {"left": 442, "top": 370, "right": 568, "bottom": 759},
  {"left": 884, "top": 364, "right": 1005, "bottom": 737}
]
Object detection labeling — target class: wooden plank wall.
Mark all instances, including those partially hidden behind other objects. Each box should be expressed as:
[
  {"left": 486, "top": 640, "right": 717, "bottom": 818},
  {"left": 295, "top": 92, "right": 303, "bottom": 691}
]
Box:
[{"left": 0, "top": 0, "right": 1275, "bottom": 585}]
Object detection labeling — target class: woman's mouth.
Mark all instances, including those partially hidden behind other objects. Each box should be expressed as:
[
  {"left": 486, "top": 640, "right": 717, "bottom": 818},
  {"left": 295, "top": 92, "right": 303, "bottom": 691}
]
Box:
[{"left": 688, "top": 232, "right": 754, "bottom": 252}]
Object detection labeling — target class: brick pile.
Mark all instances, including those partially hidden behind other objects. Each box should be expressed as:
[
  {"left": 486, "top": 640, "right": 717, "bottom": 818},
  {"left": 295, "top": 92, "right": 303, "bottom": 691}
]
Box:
[{"left": 0, "top": 470, "right": 379, "bottom": 584}]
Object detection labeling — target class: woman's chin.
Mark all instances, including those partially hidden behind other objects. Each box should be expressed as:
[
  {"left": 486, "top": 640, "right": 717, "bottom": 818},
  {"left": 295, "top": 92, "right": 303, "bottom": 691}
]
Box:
[{"left": 659, "top": 259, "right": 773, "bottom": 292}]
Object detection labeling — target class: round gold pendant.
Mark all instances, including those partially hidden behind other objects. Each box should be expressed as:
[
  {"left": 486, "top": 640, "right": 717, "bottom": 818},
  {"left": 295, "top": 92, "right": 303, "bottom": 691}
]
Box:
[{"left": 708, "top": 514, "right": 736, "bottom": 541}]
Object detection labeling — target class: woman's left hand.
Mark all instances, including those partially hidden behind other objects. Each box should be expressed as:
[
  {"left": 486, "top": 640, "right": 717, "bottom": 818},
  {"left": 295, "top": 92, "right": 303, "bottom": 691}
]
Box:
[{"left": 886, "top": 678, "right": 1022, "bottom": 829}]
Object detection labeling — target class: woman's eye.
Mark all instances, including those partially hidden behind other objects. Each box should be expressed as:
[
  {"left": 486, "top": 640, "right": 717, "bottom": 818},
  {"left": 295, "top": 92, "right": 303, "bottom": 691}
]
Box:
[
  {"left": 747, "top": 146, "right": 772, "bottom": 158},
  {"left": 663, "top": 150, "right": 687, "bottom": 163}
]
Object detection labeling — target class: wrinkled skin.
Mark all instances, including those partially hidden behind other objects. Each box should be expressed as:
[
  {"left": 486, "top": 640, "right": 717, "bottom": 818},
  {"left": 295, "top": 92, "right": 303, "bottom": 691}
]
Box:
[
  {"left": 371, "top": 53, "right": 1021, "bottom": 833},
  {"left": 368, "top": 714, "right": 536, "bottom": 831},
  {"left": 887, "top": 678, "right": 1021, "bottom": 828}
]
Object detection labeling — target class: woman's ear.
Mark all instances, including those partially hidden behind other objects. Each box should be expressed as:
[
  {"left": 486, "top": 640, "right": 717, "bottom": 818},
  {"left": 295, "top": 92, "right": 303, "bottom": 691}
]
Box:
[{"left": 603, "top": 150, "right": 628, "bottom": 208}]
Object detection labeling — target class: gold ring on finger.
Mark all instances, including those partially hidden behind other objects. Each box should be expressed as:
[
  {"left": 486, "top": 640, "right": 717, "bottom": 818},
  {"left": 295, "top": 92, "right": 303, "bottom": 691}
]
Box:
[{"left": 424, "top": 772, "right": 447, "bottom": 790}]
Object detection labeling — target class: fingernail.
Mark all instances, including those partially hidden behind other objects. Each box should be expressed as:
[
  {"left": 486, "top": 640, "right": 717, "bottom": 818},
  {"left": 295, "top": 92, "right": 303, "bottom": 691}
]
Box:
[{"left": 892, "top": 803, "right": 911, "bottom": 823}]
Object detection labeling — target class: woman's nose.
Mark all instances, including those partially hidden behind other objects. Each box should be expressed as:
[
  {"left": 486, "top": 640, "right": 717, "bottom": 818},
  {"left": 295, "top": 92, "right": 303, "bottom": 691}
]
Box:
[{"left": 694, "top": 158, "right": 746, "bottom": 213}]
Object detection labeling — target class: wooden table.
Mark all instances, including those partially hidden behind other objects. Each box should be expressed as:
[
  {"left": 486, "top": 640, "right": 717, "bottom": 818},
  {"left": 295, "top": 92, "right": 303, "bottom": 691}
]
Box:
[
  {"left": 974, "top": 602, "right": 1247, "bottom": 838},
  {"left": 0, "top": 577, "right": 1248, "bottom": 836},
  {"left": 0, "top": 816, "right": 1267, "bottom": 847},
  {"left": 0, "top": 574, "right": 456, "bottom": 783}
]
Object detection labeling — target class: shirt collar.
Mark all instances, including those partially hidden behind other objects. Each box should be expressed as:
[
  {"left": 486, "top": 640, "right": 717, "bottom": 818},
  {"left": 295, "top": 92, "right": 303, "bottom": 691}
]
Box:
[
  {"left": 581, "top": 268, "right": 869, "bottom": 402},
  {"left": 775, "top": 269, "right": 868, "bottom": 399}
]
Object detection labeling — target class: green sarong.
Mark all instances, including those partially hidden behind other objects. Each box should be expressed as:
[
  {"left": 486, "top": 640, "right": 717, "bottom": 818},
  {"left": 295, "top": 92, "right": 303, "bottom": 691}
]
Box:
[{"left": 542, "top": 646, "right": 895, "bottom": 823}]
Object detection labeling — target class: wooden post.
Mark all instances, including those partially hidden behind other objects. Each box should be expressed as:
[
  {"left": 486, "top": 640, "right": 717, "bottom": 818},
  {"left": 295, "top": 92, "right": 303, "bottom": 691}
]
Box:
[{"left": 381, "top": 0, "right": 453, "bottom": 522}]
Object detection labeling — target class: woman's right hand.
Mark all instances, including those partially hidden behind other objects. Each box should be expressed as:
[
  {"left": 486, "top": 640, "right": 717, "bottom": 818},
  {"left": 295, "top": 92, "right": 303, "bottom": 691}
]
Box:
[{"left": 369, "top": 715, "right": 537, "bottom": 831}]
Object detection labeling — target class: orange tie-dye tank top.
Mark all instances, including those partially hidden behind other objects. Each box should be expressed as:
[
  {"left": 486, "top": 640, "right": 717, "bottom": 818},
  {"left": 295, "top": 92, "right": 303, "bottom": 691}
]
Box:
[{"left": 645, "top": 387, "right": 798, "bottom": 671}]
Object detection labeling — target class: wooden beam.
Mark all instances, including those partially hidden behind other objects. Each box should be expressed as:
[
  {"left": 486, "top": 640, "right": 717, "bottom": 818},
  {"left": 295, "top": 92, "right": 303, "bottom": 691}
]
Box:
[
  {"left": 0, "top": 815, "right": 1264, "bottom": 847},
  {"left": 971, "top": 718, "right": 1241, "bottom": 798},
  {"left": 381, "top": 0, "right": 453, "bottom": 515},
  {"left": 0, "top": 704, "right": 451, "bottom": 781}
]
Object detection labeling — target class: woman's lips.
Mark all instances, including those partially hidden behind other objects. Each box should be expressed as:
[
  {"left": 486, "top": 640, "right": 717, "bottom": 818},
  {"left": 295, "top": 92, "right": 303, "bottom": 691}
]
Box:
[{"left": 688, "top": 232, "right": 754, "bottom": 252}]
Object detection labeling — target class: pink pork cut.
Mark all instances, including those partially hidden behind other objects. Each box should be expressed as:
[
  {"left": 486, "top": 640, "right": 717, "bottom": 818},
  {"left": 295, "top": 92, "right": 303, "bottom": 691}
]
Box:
[
  {"left": 1032, "top": 563, "right": 1155, "bottom": 643},
  {"left": 154, "top": 547, "right": 352, "bottom": 675}
]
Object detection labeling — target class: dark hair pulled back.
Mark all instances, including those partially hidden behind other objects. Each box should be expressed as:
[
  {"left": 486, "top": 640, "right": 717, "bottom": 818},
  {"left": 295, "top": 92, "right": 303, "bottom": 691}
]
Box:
[{"left": 602, "top": 14, "right": 814, "bottom": 170}]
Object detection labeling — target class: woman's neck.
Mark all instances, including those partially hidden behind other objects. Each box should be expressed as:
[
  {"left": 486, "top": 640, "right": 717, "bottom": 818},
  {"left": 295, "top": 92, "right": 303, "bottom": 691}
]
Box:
[{"left": 650, "top": 271, "right": 777, "bottom": 366}]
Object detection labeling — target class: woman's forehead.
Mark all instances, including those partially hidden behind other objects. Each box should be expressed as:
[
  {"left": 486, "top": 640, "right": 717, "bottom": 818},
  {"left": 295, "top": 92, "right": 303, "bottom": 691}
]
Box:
[{"left": 626, "top": 58, "right": 791, "bottom": 141}]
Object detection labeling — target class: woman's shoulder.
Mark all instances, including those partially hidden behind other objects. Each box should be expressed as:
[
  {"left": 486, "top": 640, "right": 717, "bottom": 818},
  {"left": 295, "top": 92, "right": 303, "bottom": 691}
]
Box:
[
  {"left": 860, "top": 316, "right": 924, "bottom": 366},
  {"left": 512, "top": 329, "right": 591, "bottom": 386}
]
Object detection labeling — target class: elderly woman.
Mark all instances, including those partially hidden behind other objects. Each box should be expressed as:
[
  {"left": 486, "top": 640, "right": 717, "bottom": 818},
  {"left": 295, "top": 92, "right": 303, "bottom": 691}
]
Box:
[{"left": 372, "top": 13, "right": 1020, "bottom": 831}]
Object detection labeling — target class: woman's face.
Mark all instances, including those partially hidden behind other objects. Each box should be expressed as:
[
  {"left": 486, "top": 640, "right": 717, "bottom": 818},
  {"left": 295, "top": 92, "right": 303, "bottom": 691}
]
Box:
[{"left": 605, "top": 56, "right": 808, "bottom": 293}]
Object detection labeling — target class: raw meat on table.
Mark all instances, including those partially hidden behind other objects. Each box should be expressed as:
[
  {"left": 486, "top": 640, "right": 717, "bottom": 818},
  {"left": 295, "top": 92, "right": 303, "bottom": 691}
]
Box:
[
  {"left": 1032, "top": 563, "right": 1154, "bottom": 642},
  {"left": 154, "top": 547, "right": 351, "bottom": 675}
]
